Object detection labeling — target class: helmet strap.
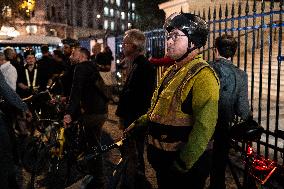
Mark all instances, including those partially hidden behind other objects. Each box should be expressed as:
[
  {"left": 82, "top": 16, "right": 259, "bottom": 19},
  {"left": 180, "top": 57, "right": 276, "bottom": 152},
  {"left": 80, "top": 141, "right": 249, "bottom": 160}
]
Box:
[{"left": 175, "top": 43, "right": 197, "bottom": 62}]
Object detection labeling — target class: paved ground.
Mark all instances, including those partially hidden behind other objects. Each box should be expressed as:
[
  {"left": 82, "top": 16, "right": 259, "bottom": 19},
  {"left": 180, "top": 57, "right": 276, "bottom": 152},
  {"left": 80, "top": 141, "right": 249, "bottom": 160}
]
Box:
[{"left": 17, "top": 104, "right": 282, "bottom": 189}]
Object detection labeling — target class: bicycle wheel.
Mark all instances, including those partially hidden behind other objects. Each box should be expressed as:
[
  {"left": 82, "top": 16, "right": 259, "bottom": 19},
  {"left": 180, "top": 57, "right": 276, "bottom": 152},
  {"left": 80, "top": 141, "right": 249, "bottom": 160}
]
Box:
[{"left": 22, "top": 137, "right": 50, "bottom": 174}]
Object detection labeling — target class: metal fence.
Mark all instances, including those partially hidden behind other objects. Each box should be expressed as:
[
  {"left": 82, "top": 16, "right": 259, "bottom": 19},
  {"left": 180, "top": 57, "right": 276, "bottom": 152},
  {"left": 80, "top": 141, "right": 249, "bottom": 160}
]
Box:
[{"left": 115, "top": 0, "right": 284, "bottom": 164}]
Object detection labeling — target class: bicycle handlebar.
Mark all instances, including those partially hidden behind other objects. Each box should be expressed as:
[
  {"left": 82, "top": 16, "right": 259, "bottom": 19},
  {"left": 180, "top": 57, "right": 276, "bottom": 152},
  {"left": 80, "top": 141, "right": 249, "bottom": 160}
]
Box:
[
  {"left": 275, "top": 129, "right": 284, "bottom": 140},
  {"left": 78, "top": 137, "right": 127, "bottom": 161}
]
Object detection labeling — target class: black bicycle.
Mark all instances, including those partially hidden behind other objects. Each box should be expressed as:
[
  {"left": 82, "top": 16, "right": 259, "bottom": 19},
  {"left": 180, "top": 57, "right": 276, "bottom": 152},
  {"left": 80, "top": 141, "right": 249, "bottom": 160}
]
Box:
[{"left": 21, "top": 113, "right": 129, "bottom": 189}]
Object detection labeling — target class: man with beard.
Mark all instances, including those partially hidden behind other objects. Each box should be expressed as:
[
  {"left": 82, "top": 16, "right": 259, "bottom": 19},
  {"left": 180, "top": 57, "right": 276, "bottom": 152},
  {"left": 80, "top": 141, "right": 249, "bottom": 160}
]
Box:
[{"left": 63, "top": 47, "right": 108, "bottom": 189}]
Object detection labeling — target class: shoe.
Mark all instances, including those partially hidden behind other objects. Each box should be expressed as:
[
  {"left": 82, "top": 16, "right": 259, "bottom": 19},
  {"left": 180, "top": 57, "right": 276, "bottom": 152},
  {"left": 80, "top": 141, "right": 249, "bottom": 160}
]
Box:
[{"left": 80, "top": 175, "right": 93, "bottom": 189}]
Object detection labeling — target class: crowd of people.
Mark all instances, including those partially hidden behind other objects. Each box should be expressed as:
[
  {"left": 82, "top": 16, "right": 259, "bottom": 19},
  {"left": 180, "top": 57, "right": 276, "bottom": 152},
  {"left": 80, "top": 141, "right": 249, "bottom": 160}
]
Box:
[{"left": 0, "top": 12, "right": 251, "bottom": 189}]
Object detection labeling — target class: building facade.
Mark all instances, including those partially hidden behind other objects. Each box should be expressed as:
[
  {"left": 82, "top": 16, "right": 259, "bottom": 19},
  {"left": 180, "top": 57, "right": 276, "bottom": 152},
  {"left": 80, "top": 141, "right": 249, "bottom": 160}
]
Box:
[{"left": 11, "top": 0, "right": 137, "bottom": 39}]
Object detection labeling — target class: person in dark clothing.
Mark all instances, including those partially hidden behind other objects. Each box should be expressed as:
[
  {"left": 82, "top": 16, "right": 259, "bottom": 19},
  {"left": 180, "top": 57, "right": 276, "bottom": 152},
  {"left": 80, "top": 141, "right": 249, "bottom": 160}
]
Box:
[
  {"left": 37, "top": 45, "right": 55, "bottom": 91},
  {"left": 91, "top": 43, "right": 112, "bottom": 72},
  {"left": 90, "top": 42, "right": 101, "bottom": 62},
  {"left": 209, "top": 34, "right": 251, "bottom": 189},
  {"left": 115, "top": 29, "right": 156, "bottom": 189},
  {"left": 95, "top": 46, "right": 113, "bottom": 72},
  {"left": 63, "top": 47, "right": 108, "bottom": 189},
  {"left": 49, "top": 50, "right": 66, "bottom": 95},
  {"left": 61, "top": 43, "right": 76, "bottom": 98},
  {"left": 17, "top": 50, "right": 39, "bottom": 98},
  {"left": 0, "top": 71, "right": 32, "bottom": 189}
]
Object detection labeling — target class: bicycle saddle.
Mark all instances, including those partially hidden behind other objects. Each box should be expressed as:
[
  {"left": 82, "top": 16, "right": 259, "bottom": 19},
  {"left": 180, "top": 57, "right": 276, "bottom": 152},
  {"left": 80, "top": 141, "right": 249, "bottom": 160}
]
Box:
[{"left": 230, "top": 119, "right": 264, "bottom": 142}]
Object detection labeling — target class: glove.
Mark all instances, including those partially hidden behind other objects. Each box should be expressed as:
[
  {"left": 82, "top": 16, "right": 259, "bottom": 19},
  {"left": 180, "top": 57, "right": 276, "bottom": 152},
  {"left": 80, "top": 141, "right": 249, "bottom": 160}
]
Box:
[
  {"left": 170, "top": 156, "right": 188, "bottom": 174},
  {"left": 123, "top": 114, "right": 149, "bottom": 138}
]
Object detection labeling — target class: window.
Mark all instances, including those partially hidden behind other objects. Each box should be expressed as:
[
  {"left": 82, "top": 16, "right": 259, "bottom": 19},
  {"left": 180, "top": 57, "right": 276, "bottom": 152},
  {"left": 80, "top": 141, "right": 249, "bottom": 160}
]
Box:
[
  {"left": 110, "top": 21, "right": 114, "bottom": 30},
  {"left": 104, "top": 0, "right": 109, "bottom": 2},
  {"left": 51, "top": 6, "right": 56, "bottom": 17},
  {"left": 88, "top": 12, "right": 93, "bottom": 28},
  {"left": 127, "top": 22, "right": 132, "bottom": 29},
  {"left": 116, "top": 0, "right": 120, "bottom": 6},
  {"left": 132, "top": 13, "right": 135, "bottom": 20},
  {"left": 46, "top": 5, "right": 50, "bottom": 20},
  {"left": 104, "top": 20, "right": 109, "bottom": 29},
  {"left": 132, "top": 3, "right": 135, "bottom": 10},
  {"left": 77, "top": 6, "right": 82, "bottom": 27},
  {"left": 121, "top": 11, "right": 125, "bottom": 20},
  {"left": 121, "top": 23, "right": 125, "bottom": 30},
  {"left": 104, "top": 7, "right": 109, "bottom": 16},
  {"left": 110, "top": 9, "right": 114, "bottom": 17}
]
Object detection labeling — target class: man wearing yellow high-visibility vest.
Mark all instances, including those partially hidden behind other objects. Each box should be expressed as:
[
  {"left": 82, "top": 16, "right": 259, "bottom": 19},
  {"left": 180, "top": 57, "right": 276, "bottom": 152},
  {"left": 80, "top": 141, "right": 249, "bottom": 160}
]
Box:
[{"left": 124, "top": 13, "right": 220, "bottom": 189}]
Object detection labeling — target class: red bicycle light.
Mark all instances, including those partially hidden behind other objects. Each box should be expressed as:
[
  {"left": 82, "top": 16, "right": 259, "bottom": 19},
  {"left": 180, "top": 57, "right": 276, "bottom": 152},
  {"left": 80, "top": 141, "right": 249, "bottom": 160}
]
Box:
[{"left": 247, "top": 145, "right": 253, "bottom": 155}]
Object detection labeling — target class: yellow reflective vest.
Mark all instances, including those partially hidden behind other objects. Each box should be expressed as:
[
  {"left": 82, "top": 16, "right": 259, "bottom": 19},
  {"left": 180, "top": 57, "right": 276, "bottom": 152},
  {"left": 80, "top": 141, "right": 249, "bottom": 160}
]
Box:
[{"left": 147, "top": 54, "right": 219, "bottom": 169}]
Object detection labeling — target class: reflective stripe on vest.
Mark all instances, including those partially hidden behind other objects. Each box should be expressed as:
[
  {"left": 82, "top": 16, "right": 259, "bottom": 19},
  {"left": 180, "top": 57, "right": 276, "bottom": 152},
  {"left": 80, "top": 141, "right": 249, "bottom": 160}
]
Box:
[{"left": 149, "top": 57, "right": 208, "bottom": 126}]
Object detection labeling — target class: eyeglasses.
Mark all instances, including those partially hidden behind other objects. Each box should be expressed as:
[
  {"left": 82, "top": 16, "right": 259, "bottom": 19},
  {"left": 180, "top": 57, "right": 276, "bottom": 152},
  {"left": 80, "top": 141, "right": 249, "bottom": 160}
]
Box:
[
  {"left": 122, "top": 42, "right": 133, "bottom": 46},
  {"left": 166, "top": 33, "right": 187, "bottom": 41}
]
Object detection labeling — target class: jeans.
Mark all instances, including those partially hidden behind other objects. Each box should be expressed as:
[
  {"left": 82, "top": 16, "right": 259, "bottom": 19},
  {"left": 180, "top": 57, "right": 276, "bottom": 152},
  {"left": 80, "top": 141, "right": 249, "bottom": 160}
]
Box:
[
  {"left": 82, "top": 113, "right": 107, "bottom": 189},
  {"left": 148, "top": 145, "right": 210, "bottom": 189}
]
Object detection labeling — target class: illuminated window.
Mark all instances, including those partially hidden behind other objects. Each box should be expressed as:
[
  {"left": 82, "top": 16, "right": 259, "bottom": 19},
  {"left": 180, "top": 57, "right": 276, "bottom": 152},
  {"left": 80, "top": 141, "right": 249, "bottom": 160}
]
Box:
[
  {"left": 110, "top": 0, "right": 115, "bottom": 4},
  {"left": 121, "top": 24, "right": 125, "bottom": 30},
  {"left": 132, "top": 13, "right": 135, "bottom": 20},
  {"left": 110, "top": 21, "right": 114, "bottom": 30},
  {"left": 128, "top": 2, "right": 131, "bottom": 8},
  {"left": 121, "top": 12, "right": 125, "bottom": 20},
  {"left": 104, "top": 20, "right": 109, "bottom": 29},
  {"left": 132, "top": 3, "right": 135, "bottom": 10},
  {"left": 110, "top": 9, "right": 114, "bottom": 17},
  {"left": 104, "top": 7, "right": 109, "bottom": 15},
  {"left": 104, "top": 0, "right": 108, "bottom": 2},
  {"left": 127, "top": 22, "right": 132, "bottom": 28},
  {"left": 116, "top": 0, "right": 120, "bottom": 6}
]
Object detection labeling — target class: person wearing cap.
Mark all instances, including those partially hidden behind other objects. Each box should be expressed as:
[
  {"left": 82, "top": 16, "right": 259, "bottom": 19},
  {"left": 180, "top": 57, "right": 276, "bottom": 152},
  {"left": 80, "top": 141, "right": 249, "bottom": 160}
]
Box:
[{"left": 123, "top": 13, "right": 219, "bottom": 189}]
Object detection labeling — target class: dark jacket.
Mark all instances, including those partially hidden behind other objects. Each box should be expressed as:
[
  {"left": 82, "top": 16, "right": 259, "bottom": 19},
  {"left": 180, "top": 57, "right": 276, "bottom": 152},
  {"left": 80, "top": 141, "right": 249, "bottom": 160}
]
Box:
[
  {"left": 116, "top": 55, "right": 156, "bottom": 123},
  {"left": 210, "top": 58, "right": 250, "bottom": 123},
  {"left": 37, "top": 55, "right": 55, "bottom": 91},
  {"left": 61, "top": 56, "right": 75, "bottom": 97},
  {"left": 66, "top": 61, "right": 107, "bottom": 119}
]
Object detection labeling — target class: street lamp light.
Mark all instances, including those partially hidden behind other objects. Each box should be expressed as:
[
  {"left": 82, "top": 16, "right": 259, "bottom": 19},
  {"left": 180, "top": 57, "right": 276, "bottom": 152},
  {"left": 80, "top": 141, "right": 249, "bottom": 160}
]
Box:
[{"left": 20, "top": 0, "right": 35, "bottom": 18}]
